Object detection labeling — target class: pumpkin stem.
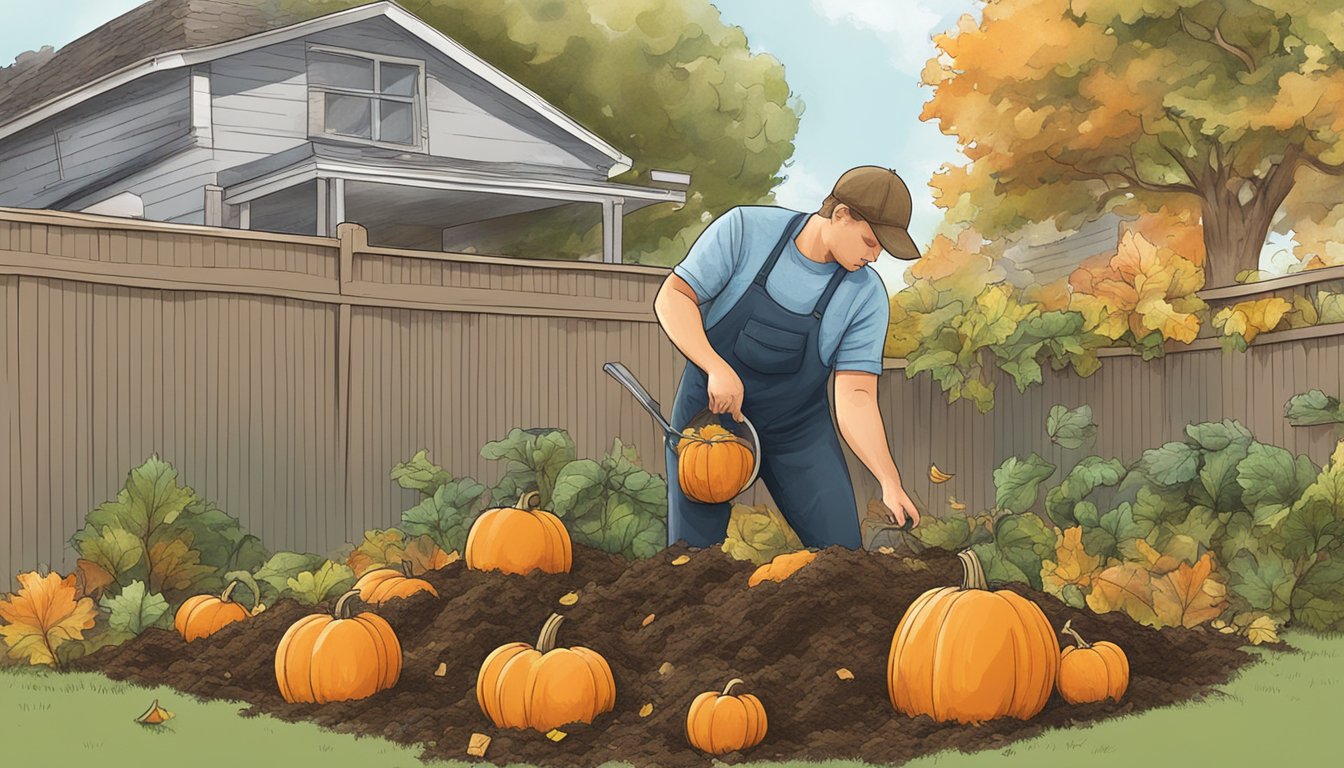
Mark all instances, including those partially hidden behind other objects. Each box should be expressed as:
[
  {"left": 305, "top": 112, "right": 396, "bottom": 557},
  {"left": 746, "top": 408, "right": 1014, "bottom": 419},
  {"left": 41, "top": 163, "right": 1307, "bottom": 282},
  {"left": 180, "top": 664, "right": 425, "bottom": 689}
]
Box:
[
  {"left": 536, "top": 612, "right": 565, "bottom": 653},
  {"left": 518, "top": 490, "right": 542, "bottom": 510},
  {"left": 721, "top": 678, "right": 745, "bottom": 696},
  {"left": 400, "top": 559, "right": 414, "bottom": 578},
  {"left": 957, "top": 549, "right": 989, "bottom": 591},
  {"left": 220, "top": 580, "right": 239, "bottom": 604},
  {"left": 333, "top": 589, "right": 361, "bottom": 620},
  {"left": 1061, "top": 619, "right": 1091, "bottom": 649}
]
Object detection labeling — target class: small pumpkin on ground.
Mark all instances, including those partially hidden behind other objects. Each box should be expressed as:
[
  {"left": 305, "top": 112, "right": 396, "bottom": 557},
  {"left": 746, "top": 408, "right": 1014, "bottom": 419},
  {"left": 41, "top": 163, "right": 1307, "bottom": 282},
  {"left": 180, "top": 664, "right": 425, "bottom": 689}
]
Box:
[
  {"left": 466, "top": 491, "right": 572, "bottom": 575},
  {"left": 677, "top": 424, "right": 754, "bottom": 503},
  {"left": 686, "top": 678, "right": 768, "bottom": 755},
  {"left": 1057, "top": 619, "right": 1129, "bottom": 704},
  {"left": 887, "top": 548, "right": 1059, "bottom": 725},
  {"left": 275, "top": 590, "right": 402, "bottom": 704},
  {"left": 353, "top": 561, "right": 439, "bottom": 605},
  {"left": 476, "top": 612, "right": 615, "bottom": 731},
  {"left": 748, "top": 549, "right": 817, "bottom": 587},
  {"left": 174, "top": 578, "right": 255, "bottom": 642}
]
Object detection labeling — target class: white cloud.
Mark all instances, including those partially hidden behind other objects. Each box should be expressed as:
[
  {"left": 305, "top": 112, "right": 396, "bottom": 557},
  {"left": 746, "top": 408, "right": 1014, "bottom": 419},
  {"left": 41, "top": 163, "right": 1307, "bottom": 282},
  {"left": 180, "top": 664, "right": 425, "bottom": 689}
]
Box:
[
  {"left": 810, "top": 0, "right": 943, "bottom": 75},
  {"left": 773, "top": 164, "right": 834, "bottom": 212}
]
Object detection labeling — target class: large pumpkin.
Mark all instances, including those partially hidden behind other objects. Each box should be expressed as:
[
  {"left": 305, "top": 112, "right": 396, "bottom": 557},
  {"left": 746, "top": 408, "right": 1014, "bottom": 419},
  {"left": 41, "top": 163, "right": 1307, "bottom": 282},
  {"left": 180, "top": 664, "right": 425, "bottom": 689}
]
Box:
[
  {"left": 686, "top": 678, "right": 768, "bottom": 755},
  {"left": 887, "top": 549, "right": 1059, "bottom": 725},
  {"left": 354, "top": 562, "right": 439, "bottom": 605},
  {"left": 748, "top": 550, "right": 817, "bottom": 587},
  {"left": 476, "top": 612, "right": 615, "bottom": 731},
  {"left": 466, "top": 491, "right": 572, "bottom": 575},
  {"left": 275, "top": 590, "right": 402, "bottom": 704},
  {"left": 1057, "top": 619, "right": 1129, "bottom": 704},
  {"left": 174, "top": 580, "right": 252, "bottom": 642},
  {"left": 677, "top": 424, "right": 754, "bottom": 503}
]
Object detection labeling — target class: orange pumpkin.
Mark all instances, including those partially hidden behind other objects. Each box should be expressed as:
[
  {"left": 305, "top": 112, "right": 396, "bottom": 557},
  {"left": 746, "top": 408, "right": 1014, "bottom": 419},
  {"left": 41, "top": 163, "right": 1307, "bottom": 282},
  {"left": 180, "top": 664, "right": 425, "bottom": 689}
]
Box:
[
  {"left": 686, "top": 678, "right": 768, "bottom": 755},
  {"left": 275, "top": 590, "right": 402, "bottom": 704},
  {"left": 466, "top": 491, "right": 572, "bottom": 575},
  {"left": 748, "top": 550, "right": 817, "bottom": 587},
  {"left": 1057, "top": 619, "right": 1129, "bottom": 704},
  {"left": 476, "top": 612, "right": 615, "bottom": 731},
  {"left": 174, "top": 580, "right": 252, "bottom": 642},
  {"left": 887, "top": 548, "right": 1059, "bottom": 725},
  {"left": 353, "top": 561, "right": 439, "bottom": 605},
  {"left": 677, "top": 424, "right": 754, "bottom": 503}
]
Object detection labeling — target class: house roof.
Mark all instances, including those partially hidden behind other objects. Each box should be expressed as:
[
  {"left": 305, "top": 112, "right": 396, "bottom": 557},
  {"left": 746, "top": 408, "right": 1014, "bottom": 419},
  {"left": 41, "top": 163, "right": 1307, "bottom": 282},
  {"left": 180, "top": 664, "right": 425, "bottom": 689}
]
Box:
[{"left": 0, "top": 0, "right": 633, "bottom": 177}]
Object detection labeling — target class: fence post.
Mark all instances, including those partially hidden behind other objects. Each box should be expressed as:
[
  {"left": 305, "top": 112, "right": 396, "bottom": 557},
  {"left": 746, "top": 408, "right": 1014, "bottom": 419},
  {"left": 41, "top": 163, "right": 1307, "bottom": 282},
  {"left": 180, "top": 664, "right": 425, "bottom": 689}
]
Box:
[{"left": 335, "top": 223, "right": 366, "bottom": 545}]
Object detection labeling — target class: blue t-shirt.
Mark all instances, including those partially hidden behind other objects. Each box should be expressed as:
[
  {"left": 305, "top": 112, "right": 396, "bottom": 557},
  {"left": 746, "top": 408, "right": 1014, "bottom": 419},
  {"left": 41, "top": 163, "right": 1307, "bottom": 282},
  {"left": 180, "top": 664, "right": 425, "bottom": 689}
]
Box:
[{"left": 672, "top": 205, "right": 890, "bottom": 375}]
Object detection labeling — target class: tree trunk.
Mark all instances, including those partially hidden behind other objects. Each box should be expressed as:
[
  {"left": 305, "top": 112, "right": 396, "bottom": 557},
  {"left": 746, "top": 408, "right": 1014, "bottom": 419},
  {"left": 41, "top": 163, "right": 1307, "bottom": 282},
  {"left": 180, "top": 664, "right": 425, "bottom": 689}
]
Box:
[{"left": 1201, "top": 194, "right": 1276, "bottom": 288}]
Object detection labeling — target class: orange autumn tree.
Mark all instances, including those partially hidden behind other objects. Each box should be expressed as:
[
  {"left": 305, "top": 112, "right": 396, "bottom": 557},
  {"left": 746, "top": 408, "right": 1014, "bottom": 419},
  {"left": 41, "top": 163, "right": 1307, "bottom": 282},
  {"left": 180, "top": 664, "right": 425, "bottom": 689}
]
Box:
[{"left": 923, "top": 0, "right": 1344, "bottom": 288}]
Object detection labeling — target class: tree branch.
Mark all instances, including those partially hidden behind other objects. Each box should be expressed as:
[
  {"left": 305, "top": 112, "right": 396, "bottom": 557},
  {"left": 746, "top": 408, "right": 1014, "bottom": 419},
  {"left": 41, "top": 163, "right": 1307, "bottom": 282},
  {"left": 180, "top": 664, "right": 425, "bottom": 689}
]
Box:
[
  {"left": 1044, "top": 147, "right": 1201, "bottom": 198},
  {"left": 1301, "top": 152, "right": 1344, "bottom": 176},
  {"left": 1178, "top": 10, "right": 1256, "bottom": 73}
]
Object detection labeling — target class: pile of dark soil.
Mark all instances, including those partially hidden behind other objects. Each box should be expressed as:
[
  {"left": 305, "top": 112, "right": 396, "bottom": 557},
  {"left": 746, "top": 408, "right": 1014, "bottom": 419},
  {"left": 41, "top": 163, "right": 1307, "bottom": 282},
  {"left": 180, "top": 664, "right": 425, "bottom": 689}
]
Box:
[{"left": 76, "top": 544, "right": 1261, "bottom": 767}]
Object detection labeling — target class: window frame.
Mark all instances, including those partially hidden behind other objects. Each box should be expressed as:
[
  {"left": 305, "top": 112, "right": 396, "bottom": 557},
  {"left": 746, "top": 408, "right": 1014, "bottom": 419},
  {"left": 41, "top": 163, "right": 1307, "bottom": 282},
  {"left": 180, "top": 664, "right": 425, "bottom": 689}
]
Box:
[{"left": 305, "top": 44, "right": 429, "bottom": 152}]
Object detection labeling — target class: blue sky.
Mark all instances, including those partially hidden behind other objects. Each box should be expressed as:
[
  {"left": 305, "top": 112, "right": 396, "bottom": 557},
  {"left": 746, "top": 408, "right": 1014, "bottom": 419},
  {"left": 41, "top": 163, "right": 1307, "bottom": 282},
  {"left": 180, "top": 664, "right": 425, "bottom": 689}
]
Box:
[{"left": 0, "top": 0, "right": 977, "bottom": 288}]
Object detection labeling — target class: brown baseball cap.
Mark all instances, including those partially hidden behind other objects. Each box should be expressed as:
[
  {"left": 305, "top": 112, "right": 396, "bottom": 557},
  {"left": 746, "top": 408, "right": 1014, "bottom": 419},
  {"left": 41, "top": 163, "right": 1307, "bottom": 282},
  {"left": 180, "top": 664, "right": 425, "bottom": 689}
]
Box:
[{"left": 829, "top": 166, "right": 922, "bottom": 260}]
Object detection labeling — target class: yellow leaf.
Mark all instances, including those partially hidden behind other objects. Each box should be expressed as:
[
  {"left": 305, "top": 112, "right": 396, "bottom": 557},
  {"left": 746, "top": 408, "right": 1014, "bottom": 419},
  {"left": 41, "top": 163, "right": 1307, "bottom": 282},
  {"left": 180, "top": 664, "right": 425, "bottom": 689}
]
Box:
[
  {"left": 434, "top": 662, "right": 448, "bottom": 677},
  {"left": 877, "top": 546, "right": 895, "bottom": 555},
  {"left": 1214, "top": 298, "right": 1293, "bottom": 342},
  {"left": 558, "top": 591, "right": 579, "bottom": 606},
  {"left": 546, "top": 729, "right": 567, "bottom": 742},
  {"left": 835, "top": 667, "right": 855, "bottom": 680},
  {"left": 1041, "top": 526, "right": 1102, "bottom": 595},
  {"left": 347, "top": 528, "right": 408, "bottom": 577},
  {"left": 0, "top": 571, "right": 98, "bottom": 666},
  {"left": 1246, "top": 615, "right": 1280, "bottom": 645},
  {"left": 467, "top": 733, "right": 491, "bottom": 757},
  {"left": 641, "top": 613, "right": 656, "bottom": 627},
  {"left": 1085, "top": 561, "right": 1158, "bottom": 626},
  {"left": 134, "top": 699, "right": 174, "bottom": 725},
  {"left": 671, "top": 555, "right": 691, "bottom": 566},
  {"left": 250, "top": 602, "right": 268, "bottom": 617},
  {"left": 639, "top": 703, "right": 654, "bottom": 718},
  {"left": 1150, "top": 552, "right": 1228, "bottom": 629}
]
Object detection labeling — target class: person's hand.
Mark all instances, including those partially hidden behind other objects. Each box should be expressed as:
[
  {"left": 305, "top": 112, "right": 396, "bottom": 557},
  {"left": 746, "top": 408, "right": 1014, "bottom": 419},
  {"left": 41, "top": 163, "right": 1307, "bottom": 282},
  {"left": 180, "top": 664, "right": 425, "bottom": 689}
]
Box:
[
  {"left": 881, "top": 482, "right": 921, "bottom": 529},
  {"left": 706, "top": 360, "right": 745, "bottom": 422}
]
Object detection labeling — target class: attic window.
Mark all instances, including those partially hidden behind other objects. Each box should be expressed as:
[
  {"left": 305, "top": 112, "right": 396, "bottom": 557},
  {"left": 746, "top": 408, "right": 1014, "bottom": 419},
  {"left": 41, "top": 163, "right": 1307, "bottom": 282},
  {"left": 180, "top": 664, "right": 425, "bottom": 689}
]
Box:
[{"left": 307, "top": 47, "right": 425, "bottom": 149}]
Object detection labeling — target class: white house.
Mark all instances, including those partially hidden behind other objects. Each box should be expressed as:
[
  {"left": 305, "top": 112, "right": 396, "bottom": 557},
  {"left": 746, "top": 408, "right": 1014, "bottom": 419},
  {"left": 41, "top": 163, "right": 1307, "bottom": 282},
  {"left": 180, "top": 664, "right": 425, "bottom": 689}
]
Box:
[{"left": 0, "top": 0, "right": 687, "bottom": 262}]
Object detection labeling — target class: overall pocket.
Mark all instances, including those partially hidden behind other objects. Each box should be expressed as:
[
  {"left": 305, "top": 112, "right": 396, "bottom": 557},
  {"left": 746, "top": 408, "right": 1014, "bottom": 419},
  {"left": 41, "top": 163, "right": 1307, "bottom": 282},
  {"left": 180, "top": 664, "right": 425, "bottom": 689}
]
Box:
[{"left": 733, "top": 318, "right": 807, "bottom": 375}]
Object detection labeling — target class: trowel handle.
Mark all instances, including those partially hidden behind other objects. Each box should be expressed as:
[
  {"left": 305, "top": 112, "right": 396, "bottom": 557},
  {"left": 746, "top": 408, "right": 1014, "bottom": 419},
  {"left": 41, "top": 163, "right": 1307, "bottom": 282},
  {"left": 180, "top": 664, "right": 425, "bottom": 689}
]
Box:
[{"left": 604, "top": 362, "right": 676, "bottom": 436}]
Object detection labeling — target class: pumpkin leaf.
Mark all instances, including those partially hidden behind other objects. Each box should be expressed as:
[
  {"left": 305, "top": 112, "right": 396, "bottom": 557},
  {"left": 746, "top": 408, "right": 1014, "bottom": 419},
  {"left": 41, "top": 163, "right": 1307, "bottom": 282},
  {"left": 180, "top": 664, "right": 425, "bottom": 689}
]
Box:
[
  {"left": 908, "top": 515, "right": 973, "bottom": 552},
  {"left": 1278, "top": 441, "right": 1344, "bottom": 561},
  {"left": 1237, "top": 444, "right": 1318, "bottom": 527},
  {"left": 253, "top": 552, "right": 328, "bottom": 601},
  {"left": 401, "top": 477, "right": 490, "bottom": 556},
  {"left": 1042, "top": 526, "right": 1103, "bottom": 598},
  {"left": 481, "top": 428, "right": 577, "bottom": 507},
  {"left": 1141, "top": 441, "right": 1202, "bottom": 487},
  {"left": 347, "top": 528, "right": 408, "bottom": 578},
  {"left": 1185, "top": 420, "right": 1254, "bottom": 453},
  {"left": 73, "top": 527, "right": 143, "bottom": 585},
  {"left": 144, "top": 538, "right": 214, "bottom": 596},
  {"left": 405, "top": 535, "right": 458, "bottom": 574},
  {"left": 0, "top": 572, "right": 98, "bottom": 667},
  {"left": 174, "top": 498, "right": 268, "bottom": 578},
  {"left": 1082, "top": 502, "right": 1153, "bottom": 562},
  {"left": 1086, "top": 561, "right": 1158, "bottom": 626},
  {"left": 1245, "top": 614, "right": 1281, "bottom": 645},
  {"left": 1227, "top": 549, "right": 1296, "bottom": 618},
  {"left": 74, "top": 559, "right": 116, "bottom": 600},
  {"left": 285, "top": 561, "right": 356, "bottom": 606},
  {"left": 1285, "top": 389, "right": 1344, "bottom": 427},
  {"left": 989, "top": 512, "right": 1056, "bottom": 590},
  {"left": 1045, "top": 456, "right": 1127, "bottom": 528},
  {"left": 1191, "top": 440, "right": 1251, "bottom": 512},
  {"left": 1047, "top": 404, "right": 1098, "bottom": 449},
  {"left": 390, "top": 449, "right": 452, "bottom": 497},
  {"left": 722, "top": 504, "right": 804, "bottom": 565},
  {"left": 993, "top": 453, "right": 1056, "bottom": 514},
  {"left": 99, "top": 580, "right": 171, "bottom": 637},
  {"left": 970, "top": 542, "right": 1030, "bottom": 585},
  {"left": 1291, "top": 557, "right": 1344, "bottom": 631},
  {"left": 1150, "top": 552, "right": 1228, "bottom": 629},
  {"left": 552, "top": 441, "right": 667, "bottom": 560}
]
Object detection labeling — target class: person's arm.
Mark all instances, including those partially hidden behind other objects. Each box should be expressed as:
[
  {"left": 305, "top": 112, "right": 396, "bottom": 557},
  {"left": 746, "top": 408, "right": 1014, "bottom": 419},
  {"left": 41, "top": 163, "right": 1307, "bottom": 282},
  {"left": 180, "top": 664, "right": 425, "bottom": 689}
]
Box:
[
  {"left": 834, "top": 371, "right": 919, "bottom": 527},
  {"left": 654, "top": 275, "right": 744, "bottom": 420}
]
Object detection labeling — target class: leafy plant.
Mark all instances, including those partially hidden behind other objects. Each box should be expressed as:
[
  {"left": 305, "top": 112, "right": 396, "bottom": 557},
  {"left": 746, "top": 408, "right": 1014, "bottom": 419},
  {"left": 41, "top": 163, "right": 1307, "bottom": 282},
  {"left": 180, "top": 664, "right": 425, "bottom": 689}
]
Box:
[
  {"left": 723, "top": 503, "right": 804, "bottom": 565},
  {"left": 253, "top": 552, "right": 328, "bottom": 602},
  {"left": 1285, "top": 389, "right": 1344, "bottom": 427},
  {"left": 993, "top": 453, "right": 1057, "bottom": 514},
  {"left": 1212, "top": 297, "right": 1293, "bottom": 350},
  {"left": 285, "top": 562, "right": 356, "bottom": 606},
  {"left": 0, "top": 571, "right": 98, "bottom": 667},
  {"left": 550, "top": 439, "right": 667, "bottom": 559},
  {"left": 401, "top": 478, "right": 490, "bottom": 556},
  {"left": 480, "top": 428, "right": 577, "bottom": 507},
  {"left": 99, "top": 580, "right": 172, "bottom": 638},
  {"left": 347, "top": 528, "right": 455, "bottom": 577},
  {"left": 391, "top": 450, "right": 453, "bottom": 497},
  {"left": 1047, "top": 404, "right": 1098, "bottom": 449}
]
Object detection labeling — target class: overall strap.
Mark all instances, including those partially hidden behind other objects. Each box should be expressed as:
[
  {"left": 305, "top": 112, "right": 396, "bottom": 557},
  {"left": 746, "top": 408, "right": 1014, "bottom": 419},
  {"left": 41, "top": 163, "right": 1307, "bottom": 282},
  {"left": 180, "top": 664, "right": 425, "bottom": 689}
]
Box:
[
  {"left": 752, "top": 212, "right": 810, "bottom": 287},
  {"left": 811, "top": 265, "right": 850, "bottom": 320}
]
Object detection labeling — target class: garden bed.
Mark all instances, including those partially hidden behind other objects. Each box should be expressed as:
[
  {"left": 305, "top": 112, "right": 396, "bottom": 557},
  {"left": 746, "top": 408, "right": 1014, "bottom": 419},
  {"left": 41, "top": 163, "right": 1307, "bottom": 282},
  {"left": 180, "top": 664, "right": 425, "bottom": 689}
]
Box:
[{"left": 73, "top": 543, "right": 1259, "bottom": 767}]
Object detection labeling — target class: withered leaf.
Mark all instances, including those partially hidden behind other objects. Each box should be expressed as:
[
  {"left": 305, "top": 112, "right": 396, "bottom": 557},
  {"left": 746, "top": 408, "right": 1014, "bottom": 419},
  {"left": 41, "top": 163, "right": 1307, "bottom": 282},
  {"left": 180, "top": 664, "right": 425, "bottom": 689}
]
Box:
[{"left": 0, "top": 571, "right": 98, "bottom": 666}]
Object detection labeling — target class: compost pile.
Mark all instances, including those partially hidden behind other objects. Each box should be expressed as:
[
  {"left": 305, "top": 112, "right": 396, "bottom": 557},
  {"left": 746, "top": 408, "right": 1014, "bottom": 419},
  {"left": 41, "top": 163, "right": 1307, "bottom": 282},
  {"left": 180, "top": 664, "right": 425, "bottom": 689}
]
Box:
[{"left": 77, "top": 544, "right": 1258, "bottom": 767}]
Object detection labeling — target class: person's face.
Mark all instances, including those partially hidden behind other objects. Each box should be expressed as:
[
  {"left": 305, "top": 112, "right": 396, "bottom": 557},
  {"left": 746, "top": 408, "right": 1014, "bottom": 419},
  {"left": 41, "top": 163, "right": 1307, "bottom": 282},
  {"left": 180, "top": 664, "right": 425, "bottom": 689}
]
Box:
[{"left": 824, "top": 205, "right": 882, "bottom": 271}]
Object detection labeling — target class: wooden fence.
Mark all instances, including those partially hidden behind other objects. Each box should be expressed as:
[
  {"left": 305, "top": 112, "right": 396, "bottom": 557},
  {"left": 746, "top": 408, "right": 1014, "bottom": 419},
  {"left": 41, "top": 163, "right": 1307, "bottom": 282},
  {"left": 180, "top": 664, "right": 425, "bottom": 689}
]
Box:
[{"left": 3, "top": 206, "right": 1344, "bottom": 586}]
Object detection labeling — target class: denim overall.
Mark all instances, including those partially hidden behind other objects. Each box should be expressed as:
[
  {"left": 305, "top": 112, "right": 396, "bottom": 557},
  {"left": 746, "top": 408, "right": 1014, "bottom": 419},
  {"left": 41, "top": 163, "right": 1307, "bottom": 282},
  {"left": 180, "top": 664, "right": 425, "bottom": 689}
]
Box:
[{"left": 665, "top": 212, "right": 862, "bottom": 549}]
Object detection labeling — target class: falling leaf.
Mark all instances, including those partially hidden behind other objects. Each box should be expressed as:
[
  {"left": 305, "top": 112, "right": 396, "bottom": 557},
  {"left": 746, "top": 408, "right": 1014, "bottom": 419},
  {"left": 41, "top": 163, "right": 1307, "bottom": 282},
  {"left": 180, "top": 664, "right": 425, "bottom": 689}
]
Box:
[
  {"left": 545, "top": 729, "right": 567, "bottom": 742},
  {"left": 641, "top": 614, "right": 656, "bottom": 627},
  {"left": 1246, "top": 615, "right": 1280, "bottom": 645},
  {"left": 639, "top": 703, "right": 654, "bottom": 717},
  {"left": 558, "top": 591, "right": 579, "bottom": 606},
  {"left": 671, "top": 555, "right": 691, "bottom": 566},
  {"left": 877, "top": 546, "right": 895, "bottom": 555},
  {"left": 0, "top": 571, "right": 98, "bottom": 666},
  {"left": 835, "top": 668, "right": 854, "bottom": 681},
  {"left": 135, "top": 699, "right": 174, "bottom": 725},
  {"left": 949, "top": 496, "right": 968, "bottom": 511},
  {"left": 467, "top": 733, "right": 491, "bottom": 757},
  {"left": 929, "top": 463, "right": 954, "bottom": 483},
  {"left": 434, "top": 662, "right": 448, "bottom": 677},
  {"left": 659, "top": 662, "right": 675, "bottom": 676}
]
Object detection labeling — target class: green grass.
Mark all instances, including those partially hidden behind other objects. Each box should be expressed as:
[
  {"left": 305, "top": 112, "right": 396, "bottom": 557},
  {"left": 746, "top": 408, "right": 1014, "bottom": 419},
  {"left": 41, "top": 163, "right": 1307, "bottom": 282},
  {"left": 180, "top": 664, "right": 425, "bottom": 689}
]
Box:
[{"left": 2, "top": 631, "right": 1341, "bottom": 767}]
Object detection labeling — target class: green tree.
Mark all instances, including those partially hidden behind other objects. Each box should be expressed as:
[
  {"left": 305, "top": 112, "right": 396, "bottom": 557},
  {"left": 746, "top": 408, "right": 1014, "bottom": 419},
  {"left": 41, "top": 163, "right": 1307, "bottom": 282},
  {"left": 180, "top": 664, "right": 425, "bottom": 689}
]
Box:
[
  {"left": 279, "top": 0, "right": 801, "bottom": 264},
  {"left": 923, "top": 0, "right": 1344, "bottom": 287}
]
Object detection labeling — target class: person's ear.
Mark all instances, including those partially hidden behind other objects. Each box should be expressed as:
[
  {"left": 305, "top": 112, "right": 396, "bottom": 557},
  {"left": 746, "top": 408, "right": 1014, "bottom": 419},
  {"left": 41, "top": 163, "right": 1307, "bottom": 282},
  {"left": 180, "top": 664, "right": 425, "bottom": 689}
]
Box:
[{"left": 833, "top": 203, "right": 852, "bottom": 223}]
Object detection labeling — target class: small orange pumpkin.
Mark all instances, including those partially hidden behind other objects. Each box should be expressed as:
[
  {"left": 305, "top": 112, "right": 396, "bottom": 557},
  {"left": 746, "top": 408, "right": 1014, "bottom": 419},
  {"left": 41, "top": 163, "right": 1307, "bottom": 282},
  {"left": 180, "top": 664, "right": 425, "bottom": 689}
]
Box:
[
  {"left": 1057, "top": 619, "right": 1129, "bottom": 704},
  {"left": 677, "top": 424, "right": 754, "bottom": 503},
  {"left": 887, "top": 548, "right": 1059, "bottom": 725},
  {"left": 174, "top": 580, "right": 252, "bottom": 642},
  {"left": 275, "top": 590, "right": 402, "bottom": 704},
  {"left": 748, "top": 549, "right": 817, "bottom": 587},
  {"left": 466, "top": 491, "right": 572, "bottom": 575},
  {"left": 476, "top": 612, "right": 615, "bottom": 732},
  {"left": 686, "top": 677, "right": 768, "bottom": 755},
  {"left": 353, "top": 561, "right": 439, "bottom": 605}
]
